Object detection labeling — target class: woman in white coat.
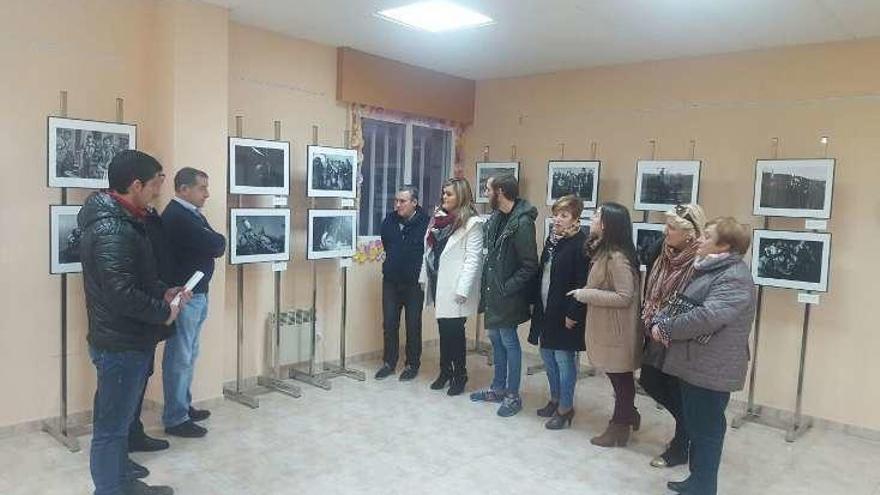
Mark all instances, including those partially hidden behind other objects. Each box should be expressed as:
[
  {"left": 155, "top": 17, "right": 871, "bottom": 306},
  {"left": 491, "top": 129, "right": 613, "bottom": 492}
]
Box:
[{"left": 420, "top": 177, "right": 483, "bottom": 396}]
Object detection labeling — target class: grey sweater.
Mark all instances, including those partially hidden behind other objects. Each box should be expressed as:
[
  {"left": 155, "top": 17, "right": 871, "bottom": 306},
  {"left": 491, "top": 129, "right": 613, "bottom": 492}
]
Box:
[{"left": 660, "top": 254, "right": 757, "bottom": 392}]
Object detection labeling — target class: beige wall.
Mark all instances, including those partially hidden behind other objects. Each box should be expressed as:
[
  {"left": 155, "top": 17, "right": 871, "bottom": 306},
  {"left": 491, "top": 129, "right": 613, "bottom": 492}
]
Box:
[
  {"left": 0, "top": 0, "right": 230, "bottom": 428},
  {"left": 465, "top": 39, "right": 880, "bottom": 430}
]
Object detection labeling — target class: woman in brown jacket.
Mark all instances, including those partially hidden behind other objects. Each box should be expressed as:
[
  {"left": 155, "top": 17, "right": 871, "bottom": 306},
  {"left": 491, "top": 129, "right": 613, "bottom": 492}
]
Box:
[{"left": 569, "top": 202, "right": 642, "bottom": 447}]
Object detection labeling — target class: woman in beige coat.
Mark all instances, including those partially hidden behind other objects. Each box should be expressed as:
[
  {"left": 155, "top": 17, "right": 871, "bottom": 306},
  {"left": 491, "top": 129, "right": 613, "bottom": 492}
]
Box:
[{"left": 569, "top": 202, "right": 642, "bottom": 447}]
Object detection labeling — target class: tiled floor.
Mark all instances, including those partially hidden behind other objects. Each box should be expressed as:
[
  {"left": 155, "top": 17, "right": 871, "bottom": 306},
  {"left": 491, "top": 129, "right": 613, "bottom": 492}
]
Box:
[{"left": 3, "top": 353, "right": 880, "bottom": 494}]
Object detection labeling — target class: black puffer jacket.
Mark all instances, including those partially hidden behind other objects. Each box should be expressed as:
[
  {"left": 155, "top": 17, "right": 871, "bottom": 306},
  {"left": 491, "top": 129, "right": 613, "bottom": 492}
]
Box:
[{"left": 78, "top": 192, "right": 172, "bottom": 352}]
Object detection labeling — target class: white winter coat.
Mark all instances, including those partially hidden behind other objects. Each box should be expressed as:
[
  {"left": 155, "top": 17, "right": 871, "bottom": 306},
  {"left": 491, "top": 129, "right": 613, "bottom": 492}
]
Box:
[{"left": 419, "top": 216, "right": 484, "bottom": 318}]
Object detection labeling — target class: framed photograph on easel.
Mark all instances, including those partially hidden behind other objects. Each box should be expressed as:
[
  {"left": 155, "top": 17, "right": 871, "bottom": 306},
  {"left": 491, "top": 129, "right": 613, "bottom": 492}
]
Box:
[{"left": 48, "top": 117, "right": 137, "bottom": 189}]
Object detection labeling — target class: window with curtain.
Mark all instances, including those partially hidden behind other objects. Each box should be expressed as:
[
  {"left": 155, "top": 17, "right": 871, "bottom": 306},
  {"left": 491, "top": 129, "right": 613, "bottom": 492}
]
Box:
[{"left": 359, "top": 117, "right": 453, "bottom": 236}]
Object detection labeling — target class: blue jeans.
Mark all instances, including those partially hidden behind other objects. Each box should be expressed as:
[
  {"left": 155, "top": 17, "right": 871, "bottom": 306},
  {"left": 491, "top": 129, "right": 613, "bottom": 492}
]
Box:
[
  {"left": 89, "top": 345, "right": 152, "bottom": 495},
  {"left": 681, "top": 380, "right": 731, "bottom": 495},
  {"left": 540, "top": 348, "right": 577, "bottom": 410},
  {"left": 162, "top": 293, "right": 209, "bottom": 427},
  {"left": 487, "top": 326, "right": 522, "bottom": 396}
]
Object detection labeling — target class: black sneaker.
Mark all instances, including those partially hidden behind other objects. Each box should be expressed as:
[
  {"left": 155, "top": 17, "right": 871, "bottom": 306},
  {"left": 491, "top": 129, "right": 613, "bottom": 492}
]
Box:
[
  {"left": 398, "top": 366, "right": 419, "bottom": 381},
  {"left": 164, "top": 420, "right": 207, "bottom": 438},
  {"left": 124, "top": 479, "right": 174, "bottom": 495},
  {"left": 188, "top": 407, "right": 211, "bottom": 422},
  {"left": 128, "top": 433, "right": 170, "bottom": 453},
  {"left": 374, "top": 364, "right": 395, "bottom": 380},
  {"left": 127, "top": 459, "right": 149, "bottom": 480}
]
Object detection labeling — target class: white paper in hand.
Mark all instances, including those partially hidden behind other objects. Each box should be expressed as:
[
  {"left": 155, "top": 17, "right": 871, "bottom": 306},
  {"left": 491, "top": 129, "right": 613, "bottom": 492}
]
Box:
[{"left": 171, "top": 271, "right": 204, "bottom": 306}]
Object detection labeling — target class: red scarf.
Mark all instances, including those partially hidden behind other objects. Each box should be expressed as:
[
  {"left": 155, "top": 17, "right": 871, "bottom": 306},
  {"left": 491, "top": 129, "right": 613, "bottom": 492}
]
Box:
[
  {"left": 426, "top": 210, "right": 458, "bottom": 248},
  {"left": 108, "top": 191, "right": 147, "bottom": 220}
]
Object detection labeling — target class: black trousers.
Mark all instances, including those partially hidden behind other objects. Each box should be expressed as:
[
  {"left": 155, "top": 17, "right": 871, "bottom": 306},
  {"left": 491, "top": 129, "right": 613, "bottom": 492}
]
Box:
[
  {"left": 382, "top": 279, "right": 424, "bottom": 369},
  {"left": 640, "top": 364, "right": 689, "bottom": 455},
  {"left": 681, "top": 380, "right": 731, "bottom": 495},
  {"left": 437, "top": 317, "right": 467, "bottom": 378},
  {"left": 128, "top": 345, "right": 156, "bottom": 441}
]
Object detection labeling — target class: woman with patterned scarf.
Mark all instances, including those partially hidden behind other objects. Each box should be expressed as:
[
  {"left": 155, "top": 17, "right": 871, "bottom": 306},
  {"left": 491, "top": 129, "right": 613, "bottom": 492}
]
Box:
[
  {"left": 639, "top": 203, "right": 706, "bottom": 468},
  {"left": 419, "top": 177, "right": 483, "bottom": 396},
  {"left": 528, "top": 195, "right": 589, "bottom": 429}
]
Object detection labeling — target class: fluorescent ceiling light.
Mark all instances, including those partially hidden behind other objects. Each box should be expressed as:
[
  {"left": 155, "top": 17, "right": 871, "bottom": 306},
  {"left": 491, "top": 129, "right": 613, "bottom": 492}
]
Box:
[{"left": 377, "top": 1, "right": 494, "bottom": 32}]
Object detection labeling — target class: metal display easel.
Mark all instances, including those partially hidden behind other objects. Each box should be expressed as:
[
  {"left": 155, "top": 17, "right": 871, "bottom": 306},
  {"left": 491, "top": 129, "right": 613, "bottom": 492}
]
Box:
[
  {"left": 222, "top": 116, "right": 262, "bottom": 408},
  {"left": 732, "top": 137, "right": 830, "bottom": 443},
  {"left": 255, "top": 120, "right": 303, "bottom": 399},
  {"left": 319, "top": 129, "right": 365, "bottom": 384},
  {"left": 289, "top": 125, "right": 334, "bottom": 390},
  {"left": 470, "top": 145, "right": 492, "bottom": 365},
  {"left": 42, "top": 90, "right": 82, "bottom": 453}
]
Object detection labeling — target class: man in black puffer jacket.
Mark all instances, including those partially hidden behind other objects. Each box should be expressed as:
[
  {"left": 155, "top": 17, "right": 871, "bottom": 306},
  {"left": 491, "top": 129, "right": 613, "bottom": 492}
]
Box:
[
  {"left": 375, "top": 186, "right": 430, "bottom": 381},
  {"left": 78, "top": 150, "right": 188, "bottom": 495}
]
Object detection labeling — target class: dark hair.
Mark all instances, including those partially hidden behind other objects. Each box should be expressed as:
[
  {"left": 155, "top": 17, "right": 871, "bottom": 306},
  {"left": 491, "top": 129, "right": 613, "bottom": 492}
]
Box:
[
  {"left": 108, "top": 150, "right": 163, "bottom": 194},
  {"left": 490, "top": 174, "right": 519, "bottom": 201},
  {"left": 398, "top": 185, "right": 420, "bottom": 202},
  {"left": 592, "top": 202, "right": 639, "bottom": 270},
  {"left": 174, "top": 167, "right": 209, "bottom": 191}
]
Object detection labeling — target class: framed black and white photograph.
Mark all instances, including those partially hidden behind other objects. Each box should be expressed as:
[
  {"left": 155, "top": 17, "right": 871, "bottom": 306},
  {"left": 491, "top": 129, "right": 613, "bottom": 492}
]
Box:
[
  {"left": 634, "top": 160, "right": 701, "bottom": 212},
  {"left": 753, "top": 159, "right": 835, "bottom": 219},
  {"left": 543, "top": 217, "right": 591, "bottom": 242},
  {"left": 308, "top": 210, "right": 357, "bottom": 260},
  {"left": 229, "top": 209, "right": 291, "bottom": 265},
  {"left": 476, "top": 162, "right": 520, "bottom": 204},
  {"left": 307, "top": 145, "right": 357, "bottom": 198},
  {"left": 751, "top": 230, "right": 831, "bottom": 292},
  {"left": 546, "top": 160, "right": 600, "bottom": 207},
  {"left": 48, "top": 117, "right": 137, "bottom": 189},
  {"left": 228, "top": 137, "right": 290, "bottom": 196},
  {"left": 50, "top": 205, "right": 83, "bottom": 274},
  {"left": 632, "top": 222, "right": 666, "bottom": 268}
]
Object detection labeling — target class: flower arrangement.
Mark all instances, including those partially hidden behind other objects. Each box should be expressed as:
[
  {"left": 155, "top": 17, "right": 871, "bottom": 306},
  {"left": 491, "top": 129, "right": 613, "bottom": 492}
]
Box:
[{"left": 353, "top": 238, "right": 385, "bottom": 264}]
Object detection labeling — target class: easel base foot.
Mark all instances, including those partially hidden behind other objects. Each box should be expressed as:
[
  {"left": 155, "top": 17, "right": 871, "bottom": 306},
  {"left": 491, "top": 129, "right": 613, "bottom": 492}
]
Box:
[
  {"left": 222, "top": 386, "right": 260, "bottom": 409},
  {"left": 41, "top": 420, "right": 81, "bottom": 452},
  {"left": 257, "top": 376, "right": 303, "bottom": 398}
]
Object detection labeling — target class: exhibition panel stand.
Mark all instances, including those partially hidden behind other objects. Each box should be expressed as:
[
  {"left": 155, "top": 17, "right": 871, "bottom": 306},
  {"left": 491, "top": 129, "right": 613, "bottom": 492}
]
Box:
[{"left": 733, "top": 137, "right": 834, "bottom": 443}]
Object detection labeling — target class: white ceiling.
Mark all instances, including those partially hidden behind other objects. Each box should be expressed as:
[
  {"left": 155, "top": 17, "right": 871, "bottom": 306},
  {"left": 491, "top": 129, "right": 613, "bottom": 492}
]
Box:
[{"left": 206, "top": 0, "right": 880, "bottom": 80}]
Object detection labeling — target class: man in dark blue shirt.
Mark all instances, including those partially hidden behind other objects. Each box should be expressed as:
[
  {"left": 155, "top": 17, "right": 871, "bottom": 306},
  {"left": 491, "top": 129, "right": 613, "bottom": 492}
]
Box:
[
  {"left": 375, "top": 187, "right": 429, "bottom": 381},
  {"left": 160, "top": 167, "right": 226, "bottom": 438}
]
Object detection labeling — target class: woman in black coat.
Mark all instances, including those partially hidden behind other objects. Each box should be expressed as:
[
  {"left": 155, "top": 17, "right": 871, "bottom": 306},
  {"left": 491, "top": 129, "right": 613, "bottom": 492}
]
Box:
[{"left": 528, "top": 195, "right": 589, "bottom": 429}]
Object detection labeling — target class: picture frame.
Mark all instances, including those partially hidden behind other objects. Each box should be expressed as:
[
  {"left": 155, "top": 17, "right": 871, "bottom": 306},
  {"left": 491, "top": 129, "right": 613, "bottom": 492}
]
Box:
[
  {"left": 308, "top": 209, "right": 358, "bottom": 260},
  {"left": 476, "top": 162, "right": 520, "bottom": 204},
  {"left": 632, "top": 222, "right": 666, "bottom": 268},
  {"left": 229, "top": 208, "right": 291, "bottom": 265},
  {"left": 50, "top": 205, "right": 83, "bottom": 274},
  {"left": 546, "top": 160, "right": 600, "bottom": 208},
  {"left": 751, "top": 229, "right": 831, "bottom": 292},
  {"left": 48, "top": 116, "right": 137, "bottom": 189},
  {"left": 228, "top": 137, "right": 290, "bottom": 196},
  {"left": 752, "top": 158, "right": 835, "bottom": 219},
  {"left": 307, "top": 145, "right": 358, "bottom": 198},
  {"left": 634, "top": 160, "right": 701, "bottom": 212}
]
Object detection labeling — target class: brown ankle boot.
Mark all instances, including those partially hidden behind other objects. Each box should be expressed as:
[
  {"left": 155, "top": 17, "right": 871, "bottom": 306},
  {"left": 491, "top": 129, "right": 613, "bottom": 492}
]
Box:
[{"left": 590, "top": 423, "right": 631, "bottom": 447}]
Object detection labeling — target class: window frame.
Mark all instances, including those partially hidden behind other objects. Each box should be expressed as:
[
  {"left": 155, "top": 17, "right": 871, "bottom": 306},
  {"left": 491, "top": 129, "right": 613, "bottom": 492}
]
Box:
[{"left": 359, "top": 113, "right": 455, "bottom": 239}]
